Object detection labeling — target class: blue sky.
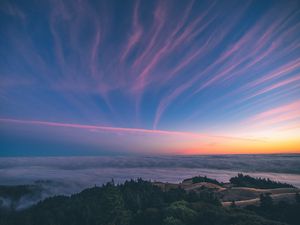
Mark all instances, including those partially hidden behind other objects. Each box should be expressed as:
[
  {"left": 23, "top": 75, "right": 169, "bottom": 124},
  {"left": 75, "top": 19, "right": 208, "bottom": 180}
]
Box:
[{"left": 0, "top": 0, "right": 300, "bottom": 156}]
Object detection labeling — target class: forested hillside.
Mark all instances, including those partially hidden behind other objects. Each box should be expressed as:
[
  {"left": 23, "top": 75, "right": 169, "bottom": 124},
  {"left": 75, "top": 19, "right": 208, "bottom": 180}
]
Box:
[{"left": 1, "top": 177, "right": 300, "bottom": 225}]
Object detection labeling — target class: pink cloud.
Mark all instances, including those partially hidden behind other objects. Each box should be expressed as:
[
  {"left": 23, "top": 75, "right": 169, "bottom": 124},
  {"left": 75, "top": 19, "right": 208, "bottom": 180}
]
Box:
[
  {"left": 120, "top": 0, "right": 143, "bottom": 62},
  {"left": 250, "top": 100, "right": 300, "bottom": 121},
  {"left": 131, "top": 0, "right": 167, "bottom": 70},
  {"left": 132, "top": 0, "right": 216, "bottom": 93},
  {"left": 90, "top": 29, "right": 102, "bottom": 79},
  {"left": 245, "top": 100, "right": 300, "bottom": 128},
  {"left": 244, "top": 75, "right": 300, "bottom": 101},
  {"left": 193, "top": 6, "right": 299, "bottom": 93},
  {"left": 245, "top": 59, "right": 300, "bottom": 89},
  {"left": 0, "top": 118, "right": 262, "bottom": 143}
]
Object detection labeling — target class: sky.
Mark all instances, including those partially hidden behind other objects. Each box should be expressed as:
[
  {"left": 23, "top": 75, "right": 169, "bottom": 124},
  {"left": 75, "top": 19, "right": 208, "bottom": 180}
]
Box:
[{"left": 0, "top": 0, "right": 300, "bottom": 156}]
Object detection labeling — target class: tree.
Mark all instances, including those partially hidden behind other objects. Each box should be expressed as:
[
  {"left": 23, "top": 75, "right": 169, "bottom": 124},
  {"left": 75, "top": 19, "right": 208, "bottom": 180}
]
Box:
[
  {"left": 230, "top": 200, "right": 237, "bottom": 208},
  {"left": 165, "top": 201, "right": 197, "bottom": 224},
  {"left": 260, "top": 193, "right": 273, "bottom": 208},
  {"left": 163, "top": 216, "right": 184, "bottom": 225},
  {"left": 295, "top": 192, "right": 300, "bottom": 204}
]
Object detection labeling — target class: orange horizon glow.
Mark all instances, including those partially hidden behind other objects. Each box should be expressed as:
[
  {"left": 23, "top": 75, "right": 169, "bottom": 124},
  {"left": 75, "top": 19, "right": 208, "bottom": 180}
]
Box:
[{"left": 1, "top": 117, "right": 299, "bottom": 155}]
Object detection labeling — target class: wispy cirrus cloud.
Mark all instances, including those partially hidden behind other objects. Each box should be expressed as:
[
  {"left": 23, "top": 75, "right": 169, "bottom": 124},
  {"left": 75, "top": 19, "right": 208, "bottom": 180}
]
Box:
[
  {"left": 120, "top": 0, "right": 143, "bottom": 63},
  {"left": 244, "top": 100, "right": 300, "bottom": 129},
  {"left": 0, "top": 117, "right": 264, "bottom": 143},
  {"left": 152, "top": 2, "right": 300, "bottom": 128},
  {"left": 1, "top": 0, "right": 300, "bottom": 154}
]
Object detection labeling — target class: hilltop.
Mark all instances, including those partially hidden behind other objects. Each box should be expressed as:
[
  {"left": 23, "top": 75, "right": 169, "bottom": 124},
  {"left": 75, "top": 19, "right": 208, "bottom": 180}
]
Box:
[{"left": 153, "top": 174, "right": 298, "bottom": 207}]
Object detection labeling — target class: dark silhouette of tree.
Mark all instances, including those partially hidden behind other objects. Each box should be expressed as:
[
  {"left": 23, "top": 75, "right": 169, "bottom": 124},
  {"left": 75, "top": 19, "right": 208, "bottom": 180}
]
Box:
[
  {"left": 230, "top": 173, "right": 294, "bottom": 189},
  {"left": 184, "top": 176, "right": 221, "bottom": 186},
  {"left": 230, "top": 200, "right": 236, "bottom": 208},
  {"left": 295, "top": 192, "right": 300, "bottom": 203},
  {"left": 259, "top": 193, "right": 273, "bottom": 208}
]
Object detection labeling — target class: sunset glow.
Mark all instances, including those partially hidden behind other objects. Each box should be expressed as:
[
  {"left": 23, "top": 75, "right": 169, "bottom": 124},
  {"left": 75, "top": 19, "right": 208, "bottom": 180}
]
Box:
[{"left": 0, "top": 0, "right": 300, "bottom": 155}]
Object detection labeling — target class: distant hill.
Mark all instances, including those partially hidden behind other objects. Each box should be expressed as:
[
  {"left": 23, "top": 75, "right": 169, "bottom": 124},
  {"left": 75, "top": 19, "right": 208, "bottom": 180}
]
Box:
[
  {"left": 183, "top": 176, "right": 222, "bottom": 186},
  {"left": 230, "top": 173, "right": 294, "bottom": 189}
]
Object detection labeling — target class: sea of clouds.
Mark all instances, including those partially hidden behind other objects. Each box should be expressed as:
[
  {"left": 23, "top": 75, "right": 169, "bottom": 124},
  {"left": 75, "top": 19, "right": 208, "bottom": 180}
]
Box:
[{"left": 0, "top": 154, "right": 300, "bottom": 209}]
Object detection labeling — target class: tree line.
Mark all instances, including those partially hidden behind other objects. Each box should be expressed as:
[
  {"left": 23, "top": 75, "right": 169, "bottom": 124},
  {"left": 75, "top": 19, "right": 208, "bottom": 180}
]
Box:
[{"left": 0, "top": 177, "right": 299, "bottom": 225}]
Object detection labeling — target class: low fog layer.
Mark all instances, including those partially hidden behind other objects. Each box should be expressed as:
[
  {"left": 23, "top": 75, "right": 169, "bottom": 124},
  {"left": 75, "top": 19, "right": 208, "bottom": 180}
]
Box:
[
  {"left": 0, "top": 155, "right": 299, "bottom": 209},
  {"left": 1, "top": 154, "right": 300, "bottom": 173}
]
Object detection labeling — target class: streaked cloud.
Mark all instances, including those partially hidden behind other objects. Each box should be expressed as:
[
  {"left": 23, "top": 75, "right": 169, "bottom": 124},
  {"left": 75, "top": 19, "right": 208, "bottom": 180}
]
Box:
[{"left": 0, "top": 0, "right": 299, "bottom": 155}]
